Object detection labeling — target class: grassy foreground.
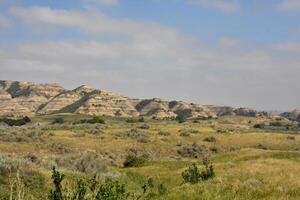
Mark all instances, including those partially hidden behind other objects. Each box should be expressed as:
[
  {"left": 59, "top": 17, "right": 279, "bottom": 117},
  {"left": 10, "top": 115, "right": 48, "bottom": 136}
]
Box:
[{"left": 0, "top": 114, "right": 300, "bottom": 199}]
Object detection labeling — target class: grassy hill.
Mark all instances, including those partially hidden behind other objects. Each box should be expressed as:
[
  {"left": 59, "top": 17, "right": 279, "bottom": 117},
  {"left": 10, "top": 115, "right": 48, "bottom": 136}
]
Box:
[{"left": 0, "top": 114, "right": 300, "bottom": 199}]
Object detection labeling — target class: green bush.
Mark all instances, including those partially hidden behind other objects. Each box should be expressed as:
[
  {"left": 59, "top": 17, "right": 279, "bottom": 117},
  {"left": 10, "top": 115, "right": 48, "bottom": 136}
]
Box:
[
  {"left": 182, "top": 159, "right": 215, "bottom": 184},
  {"left": 52, "top": 118, "right": 65, "bottom": 124},
  {"left": 123, "top": 154, "right": 148, "bottom": 168},
  {"left": 126, "top": 117, "right": 144, "bottom": 123},
  {"left": 140, "top": 178, "right": 167, "bottom": 199},
  {"left": 254, "top": 123, "right": 265, "bottom": 129},
  {"left": 48, "top": 168, "right": 130, "bottom": 200},
  {"left": 0, "top": 116, "right": 31, "bottom": 126},
  {"left": 176, "top": 115, "right": 187, "bottom": 123},
  {"left": 78, "top": 117, "right": 105, "bottom": 124}
]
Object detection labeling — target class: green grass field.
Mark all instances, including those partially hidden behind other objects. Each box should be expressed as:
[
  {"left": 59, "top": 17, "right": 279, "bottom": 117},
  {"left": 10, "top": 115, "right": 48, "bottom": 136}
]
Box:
[{"left": 0, "top": 114, "right": 300, "bottom": 199}]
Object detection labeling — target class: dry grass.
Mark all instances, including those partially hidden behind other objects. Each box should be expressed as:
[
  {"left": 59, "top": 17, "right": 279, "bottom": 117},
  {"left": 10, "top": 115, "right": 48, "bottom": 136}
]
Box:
[{"left": 0, "top": 114, "right": 300, "bottom": 199}]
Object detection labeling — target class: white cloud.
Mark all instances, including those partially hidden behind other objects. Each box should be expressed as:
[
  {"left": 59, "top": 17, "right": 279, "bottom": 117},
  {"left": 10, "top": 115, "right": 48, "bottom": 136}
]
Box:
[
  {"left": 81, "top": 0, "right": 119, "bottom": 6},
  {"left": 3, "top": 6, "right": 300, "bottom": 110},
  {"left": 277, "top": 0, "right": 300, "bottom": 12},
  {"left": 188, "top": 0, "right": 240, "bottom": 13}
]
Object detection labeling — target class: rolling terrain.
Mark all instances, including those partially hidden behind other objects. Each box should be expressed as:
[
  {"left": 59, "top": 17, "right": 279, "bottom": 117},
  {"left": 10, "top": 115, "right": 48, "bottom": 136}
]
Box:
[{"left": 0, "top": 80, "right": 300, "bottom": 199}]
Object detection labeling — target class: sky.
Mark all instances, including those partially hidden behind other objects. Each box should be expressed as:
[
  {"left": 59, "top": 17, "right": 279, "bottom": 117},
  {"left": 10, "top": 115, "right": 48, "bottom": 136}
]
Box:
[{"left": 0, "top": 0, "right": 300, "bottom": 111}]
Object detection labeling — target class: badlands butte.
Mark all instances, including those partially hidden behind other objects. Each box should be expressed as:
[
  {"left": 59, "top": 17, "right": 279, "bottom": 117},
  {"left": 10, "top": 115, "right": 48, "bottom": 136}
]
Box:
[{"left": 0, "top": 80, "right": 299, "bottom": 120}]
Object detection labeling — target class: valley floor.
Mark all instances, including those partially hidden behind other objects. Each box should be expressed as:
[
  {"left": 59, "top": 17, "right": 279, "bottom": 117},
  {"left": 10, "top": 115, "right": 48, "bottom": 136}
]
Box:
[{"left": 0, "top": 114, "right": 300, "bottom": 199}]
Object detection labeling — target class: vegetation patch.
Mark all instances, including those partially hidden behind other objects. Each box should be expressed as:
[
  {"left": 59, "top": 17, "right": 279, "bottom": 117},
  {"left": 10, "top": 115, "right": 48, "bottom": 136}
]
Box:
[
  {"left": 177, "top": 142, "right": 209, "bottom": 158},
  {"left": 123, "top": 154, "right": 148, "bottom": 168},
  {"left": 182, "top": 159, "right": 215, "bottom": 184},
  {"left": 0, "top": 116, "right": 31, "bottom": 126},
  {"left": 115, "top": 128, "right": 150, "bottom": 143}
]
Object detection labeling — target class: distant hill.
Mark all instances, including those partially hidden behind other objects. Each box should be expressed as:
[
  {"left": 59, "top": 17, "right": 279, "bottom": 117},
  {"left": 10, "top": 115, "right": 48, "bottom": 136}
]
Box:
[
  {"left": 0, "top": 80, "right": 269, "bottom": 118},
  {"left": 280, "top": 108, "right": 300, "bottom": 122}
]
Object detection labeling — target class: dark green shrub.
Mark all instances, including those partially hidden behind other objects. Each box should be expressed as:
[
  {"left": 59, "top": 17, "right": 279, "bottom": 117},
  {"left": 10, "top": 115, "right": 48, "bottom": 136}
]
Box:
[
  {"left": 138, "top": 178, "right": 167, "bottom": 199},
  {"left": 48, "top": 168, "right": 130, "bottom": 200},
  {"left": 123, "top": 154, "right": 147, "bottom": 168},
  {"left": 203, "top": 136, "right": 216, "bottom": 142},
  {"left": 71, "top": 179, "right": 87, "bottom": 200},
  {"left": 176, "top": 115, "right": 187, "bottom": 123},
  {"left": 182, "top": 159, "right": 215, "bottom": 184},
  {"left": 138, "top": 117, "right": 145, "bottom": 122},
  {"left": 96, "top": 179, "right": 129, "bottom": 200},
  {"left": 126, "top": 117, "right": 144, "bottom": 123},
  {"left": 201, "top": 159, "right": 215, "bottom": 181},
  {"left": 0, "top": 116, "right": 31, "bottom": 126},
  {"left": 79, "top": 117, "right": 105, "bottom": 124},
  {"left": 52, "top": 118, "right": 65, "bottom": 124},
  {"left": 49, "top": 167, "right": 64, "bottom": 200},
  {"left": 182, "top": 163, "right": 201, "bottom": 184},
  {"left": 254, "top": 123, "right": 265, "bottom": 129}
]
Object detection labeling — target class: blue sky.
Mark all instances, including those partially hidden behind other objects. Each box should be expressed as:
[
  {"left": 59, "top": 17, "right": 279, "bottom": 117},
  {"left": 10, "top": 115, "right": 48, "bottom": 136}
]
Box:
[{"left": 0, "top": 0, "right": 300, "bottom": 110}]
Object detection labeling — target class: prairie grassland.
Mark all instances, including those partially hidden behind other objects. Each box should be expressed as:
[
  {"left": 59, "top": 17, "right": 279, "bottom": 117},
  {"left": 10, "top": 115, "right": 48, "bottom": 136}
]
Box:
[{"left": 0, "top": 114, "right": 300, "bottom": 199}]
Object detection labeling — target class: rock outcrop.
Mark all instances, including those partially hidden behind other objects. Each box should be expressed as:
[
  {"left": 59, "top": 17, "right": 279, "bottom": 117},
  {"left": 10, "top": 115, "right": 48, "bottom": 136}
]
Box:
[
  {"left": 0, "top": 80, "right": 267, "bottom": 118},
  {"left": 0, "top": 80, "right": 65, "bottom": 114}
]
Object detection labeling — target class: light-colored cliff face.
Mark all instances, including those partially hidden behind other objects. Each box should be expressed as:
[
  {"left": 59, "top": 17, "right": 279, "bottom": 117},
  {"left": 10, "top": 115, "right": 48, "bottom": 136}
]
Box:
[
  {"left": 38, "top": 85, "right": 93, "bottom": 114},
  {"left": 0, "top": 80, "right": 65, "bottom": 114},
  {"left": 0, "top": 89, "right": 31, "bottom": 116},
  {"left": 74, "top": 90, "right": 140, "bottom": 117},
  {"left": 0, "top": 80, "right": 266, "bottom": 118}
]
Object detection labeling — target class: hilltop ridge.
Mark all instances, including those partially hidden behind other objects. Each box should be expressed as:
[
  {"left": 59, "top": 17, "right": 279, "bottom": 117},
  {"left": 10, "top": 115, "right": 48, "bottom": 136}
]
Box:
[{"left": 0, "top": 80, "right": 269, "bottom": 118}]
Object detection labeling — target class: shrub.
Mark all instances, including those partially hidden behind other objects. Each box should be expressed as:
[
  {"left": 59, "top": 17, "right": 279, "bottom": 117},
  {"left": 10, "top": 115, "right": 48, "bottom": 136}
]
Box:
[
  {"left": 48, "top": 168, "right": 131, "bottom": 200},
  {"left": 96, "top": 179, "right": 129, "bottom": 200},
  {"left": 200, "top": 158, "right": 215, "bottom": 181},
  {"left": 79, "top": 117, "right": 105, "bottom": 124},
  {"left": 182, "top": 159, "right": 215, "bottom": 184},
  {"left": 0, "top": 155, "right": 28, "bottom": 175},
  {"left": 0, "top": 134, "right": 32, "bottom": 143},
  {"left": 178, "top": 129, "right": 199, "bottom": 137},
  {"left": 139, "top": 124, "right": 150, "bottom": 130},
  {"left": 287, "top": 135, "right": 296, "bottom": 140},
  {"left": 256, "top": 144, "right": 268, "bottom": 150},
  {"left": 138, "top": 117, "right": 145, "bottom": 122},
  {"left": 0, "top": 116, "right": 31, "bottom": 126},
  {"left": 179, "top": 131, "right": 190, "bottom": 137},
  {"left": 203, "top": 136, "right": 217, "bottom": 142},
  {"left": 52, "top": 118, "right": 65, "bottom": 124},
  {"left": 115, "top": 129, "right": 150, "bottom": 143},
  {"left": 123, "top": 154, "right": 148, "bottom": 168},
  {"left": 177, "top": 143, "right": 209, "bottom": 158},
  {"left": 140, "top": 178, "right": 167, "bottom": 199},
  {"left": 49, "top": 167, "right": 64, "bottom": 200},
  {"left": 176, "top": 115, "right": 187, "bottom": 123},
  {"left": 158, "top": 130, "right": 170, "bottom": 136},
  {"left": 181, "top": 163, "right": 201, "bottom": 184},
  {"left": 254, "top": 124, "right": 265, "bottom": 129},
  {"left": 55, "top": 151, "right": 109, "bottom": 176},
  {"left": 269, "top": 121, "right": 291, "bottom": 127}
]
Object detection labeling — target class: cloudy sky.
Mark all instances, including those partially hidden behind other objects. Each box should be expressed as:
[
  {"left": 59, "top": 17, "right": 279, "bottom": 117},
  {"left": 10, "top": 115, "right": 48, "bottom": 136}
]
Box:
[{"left": 0, "top": 0, "right": 300, "bottom": 111}]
